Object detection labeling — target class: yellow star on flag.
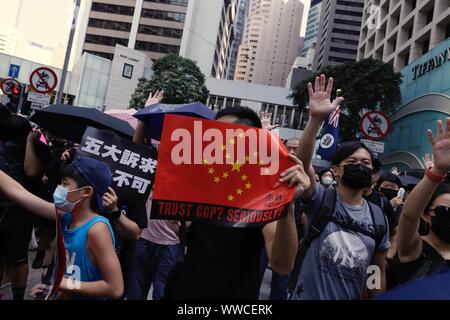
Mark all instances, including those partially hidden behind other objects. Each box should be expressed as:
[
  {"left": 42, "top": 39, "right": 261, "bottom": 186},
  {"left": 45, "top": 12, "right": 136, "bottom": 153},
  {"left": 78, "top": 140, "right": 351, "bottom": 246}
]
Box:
[
  {"left": 228, "top": 194, "right": 235, "bottom": 201},
  {"left": 245, "top": 183, "right": 252, "bottom": 190},
  {"left": 259, "top": 160, "right": 265, "bottom": 166},
  {"left": 241, "top": 174, "right": 248, "bottom": 181},
  {"left": 231, "top": 161, "right": 243, "bottom": 172},
  {"left": 245, "top": 155, "right": 250, "bottom": 162},
  {"left": 214, "top": 176, "right": 221, "bottom": 183},
  {"left": 262, "top": 168, "right": 270, "bottom": 175},
  {"left": 202, "top": 159, "right": 209, "bottom": 165},
  {"left": 236, "top": 188, "right": 243, "bottom": 195},
  {"left": 252, "top": 151, "right": 258, "bottom": 158},
  {"left": 222, "top": 172, "right": 229, "bottom": 179},
  {"left": 225, "top": 153, "right": 231, "bottom": 160},
  {"left": 208, "top": 168, "right": 215, "bottom": 175},
  {"left": 220, "top": 144, "right": 227, "bottom": 151},
  {"left": 238, "top": 131, "right": 245, "bottom": 139},
  {"left": 229, "top": 138, "right": 236, "bottom": 145}
]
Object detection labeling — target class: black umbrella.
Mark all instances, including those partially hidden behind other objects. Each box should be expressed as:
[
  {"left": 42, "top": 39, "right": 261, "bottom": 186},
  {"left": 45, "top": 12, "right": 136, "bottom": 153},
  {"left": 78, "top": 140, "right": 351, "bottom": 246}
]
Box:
[
  {"left": 30, "top": 104, "right": 135, "bottom": 142},
  {"left": 399, "top": 174, "right": 421, "bottom": 189}
]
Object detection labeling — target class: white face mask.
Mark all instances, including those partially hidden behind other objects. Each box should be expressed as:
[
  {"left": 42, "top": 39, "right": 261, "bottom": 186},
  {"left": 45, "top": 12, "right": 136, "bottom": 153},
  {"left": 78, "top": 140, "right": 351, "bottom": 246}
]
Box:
[{"left": 321, "top": 176, "right": 334, "bottom": 186}]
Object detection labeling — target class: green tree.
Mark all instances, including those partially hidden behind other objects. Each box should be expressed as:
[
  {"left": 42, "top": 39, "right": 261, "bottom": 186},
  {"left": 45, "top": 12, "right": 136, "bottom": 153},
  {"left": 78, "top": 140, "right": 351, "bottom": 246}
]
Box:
[
  {"left": 130, "top": 54, "right": 209, "bottom": 108},
  {"left": 290, "top": 59, "right": 402, "bottom": 141}
]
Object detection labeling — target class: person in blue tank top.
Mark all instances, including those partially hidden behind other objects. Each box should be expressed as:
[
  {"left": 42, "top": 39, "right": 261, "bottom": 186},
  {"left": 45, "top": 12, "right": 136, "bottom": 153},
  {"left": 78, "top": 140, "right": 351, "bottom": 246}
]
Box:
[{"left": 0, "top": 156, "right": 123, "bottom": 299}]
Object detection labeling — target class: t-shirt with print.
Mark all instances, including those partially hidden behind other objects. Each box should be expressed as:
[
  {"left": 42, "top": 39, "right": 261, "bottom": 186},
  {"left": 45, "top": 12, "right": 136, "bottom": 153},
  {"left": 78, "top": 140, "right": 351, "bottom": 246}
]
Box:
[{"left": 292, "top": 184, "right": 390, "bottom": 300}]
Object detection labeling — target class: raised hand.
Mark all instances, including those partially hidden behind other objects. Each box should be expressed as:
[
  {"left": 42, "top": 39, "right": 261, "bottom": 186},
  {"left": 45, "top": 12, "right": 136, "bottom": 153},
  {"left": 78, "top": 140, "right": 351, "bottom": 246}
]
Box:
[
  {"left": 308, "top": 74, "right": 344, "bottom": 120},
  {"left": 422, "top": 153, "right": 434, "bottom": 169},
  {"left": 427, "top": 118, "right": 450, "bottom": 175},
  {"left": 260, "top": 112, "right": 280, "bottom": 130},
  {"left": 391, "top": 166, "right": 399, "bottom": 175},
  {"left": 146, "top": 90, "right": 164, "bottom": 106}
]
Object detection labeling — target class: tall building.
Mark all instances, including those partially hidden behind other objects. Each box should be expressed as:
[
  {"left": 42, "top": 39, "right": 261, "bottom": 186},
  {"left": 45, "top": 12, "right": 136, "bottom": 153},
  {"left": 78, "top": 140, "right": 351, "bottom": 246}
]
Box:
[
  {"left": 0, "top": 0, "right": 22, "bottom": 55},
  {"left": 179, "top": 0, "right": 239, "bottom": 79},
  {"left": 234, "top": 0, "right": 305, "bottom": 87},
  {"left": 358, "top": 0, "right": 450, "bottom": 72},
  {"left": 226, "top": 0, "right": 249, "bottom": 80},
  {"left": 81, "top": 0, "right": 188, "bottom": 61},
  {"left": 301, "top": 0, "right": 323, "bottom": 57},
  {"left": 313, "top": 0, "right": 365, "bottom": 72}
]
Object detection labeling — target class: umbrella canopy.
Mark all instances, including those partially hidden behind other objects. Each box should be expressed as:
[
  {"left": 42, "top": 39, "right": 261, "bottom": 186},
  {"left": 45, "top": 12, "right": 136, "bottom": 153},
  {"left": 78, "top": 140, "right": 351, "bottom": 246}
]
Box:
[
  {"left": 106, "top": 109, "right": 139, "bottom": 129},
  {"left": 133, "top": 102, "right": 216, "bottom": 141},
  {"left": 398, "top": 174, "right": 421, "bottom": 189},
  {"left": 30, "top": 104, "right": 135, "bottom": 142}
]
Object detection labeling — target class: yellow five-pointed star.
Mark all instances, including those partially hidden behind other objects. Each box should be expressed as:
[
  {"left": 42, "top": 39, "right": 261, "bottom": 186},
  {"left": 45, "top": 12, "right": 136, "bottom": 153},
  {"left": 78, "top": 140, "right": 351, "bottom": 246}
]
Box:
[
  {"left": 202, "top": 159, "right": 209, "bottom": 165},
  {"left": 245, "top": 183, "right": 252, "bottom": 190},
  {"left": 263, "top": 168, "right": 270, "bottom": 175},
  {"left": 214, "top": 176, "right": 221, "bottom": 183},
  {"left": 220, "top": 144, "right": 227, "bottom": 151},
  {"left": 208, "top": 168, "right": 215, "bottom": 175},
  {"left": 245, "top": 155, "right": 250, "bottom": 162},
  {"left": 236, "top": 188, "right": 243, "bottom": 195},
  {"left": 228, "top": 194, "right": 235, "bottom": 201},
  {"left": 229, "top": 138, "right": 236, "bottom": 145},
  {"left": 222, "top": 172, "right": 229, "bottom": 179},
  {"left": 252, "top": 151, "right": 258, "bottom": 158},
  {"left": 231, "top": 161, "right": 243, "bottom": 172},
  {"left": 225, "top": 153, "right": 231, "bottom": 160},
  {"left": 259, "top": 160, "right": 265, "bottom": 166},
  {"left": 238, "top": 131, "right": 245, "bottom": 139},
  {"left": 241, "top": 174, "right": 248, "bottom": 181}
]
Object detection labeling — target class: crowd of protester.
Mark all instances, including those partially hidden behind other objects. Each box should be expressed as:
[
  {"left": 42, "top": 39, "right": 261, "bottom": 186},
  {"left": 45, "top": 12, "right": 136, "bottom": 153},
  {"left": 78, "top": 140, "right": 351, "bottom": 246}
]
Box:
[{"left": 0, "top": 75, "right": 449, "bottom": 300}]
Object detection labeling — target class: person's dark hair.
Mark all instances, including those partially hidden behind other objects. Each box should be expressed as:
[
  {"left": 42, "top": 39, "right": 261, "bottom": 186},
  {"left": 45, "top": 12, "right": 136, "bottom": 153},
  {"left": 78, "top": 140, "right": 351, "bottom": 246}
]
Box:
[
  {"left": 332, "top": 141, "right": 374, "bottom": 166},
  {"left": 319, "top": 168, "right": 335, "bottom": 180},
  {"left": 215, "top": 107, "right": 262, "bottom": 128},
  {"left": 376, "top": 172, "right": 403, "bottom": 190},
  {"left": 0, "top": 115, "right": 31, "bottom": 145},
  {"left": 425, "top": 183, "right": 450, "bottom": 212},
  {"left": 59, "top": 163, "right": 99, "bottom": 212},
  {"left": 372, "top": 158, "right": 382, "bottom": 173}
]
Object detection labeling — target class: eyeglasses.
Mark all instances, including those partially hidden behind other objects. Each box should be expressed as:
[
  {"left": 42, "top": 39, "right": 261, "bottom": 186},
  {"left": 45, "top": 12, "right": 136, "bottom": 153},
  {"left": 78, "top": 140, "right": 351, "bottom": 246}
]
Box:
[{"left": 427, "top": 206, "right": 450, "bottom": 215}]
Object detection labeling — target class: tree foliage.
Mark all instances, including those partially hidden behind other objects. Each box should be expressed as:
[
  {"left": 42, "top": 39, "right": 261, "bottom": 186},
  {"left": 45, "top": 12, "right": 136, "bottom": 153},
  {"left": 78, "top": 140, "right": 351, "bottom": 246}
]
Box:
[
  {"left": 290, "top": 59, "right": 403, "bottom": 140},
  {"left": 130, "top": 54, "right": 209, "bottom": 108}
]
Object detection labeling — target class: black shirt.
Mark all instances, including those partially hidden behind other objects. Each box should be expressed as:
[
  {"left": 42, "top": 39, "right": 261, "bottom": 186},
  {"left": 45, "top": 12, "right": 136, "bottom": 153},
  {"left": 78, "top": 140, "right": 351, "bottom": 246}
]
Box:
[
  {"left": 364, "top": 190, "right": 399, "bottom": 231},
  {"left": 170, "top": 221, "right": 265, "bottom": 300}
]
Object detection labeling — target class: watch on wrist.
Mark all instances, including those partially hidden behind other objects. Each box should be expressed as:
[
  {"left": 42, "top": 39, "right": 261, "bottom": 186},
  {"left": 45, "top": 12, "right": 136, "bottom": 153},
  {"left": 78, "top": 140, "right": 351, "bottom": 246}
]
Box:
[{"left": 110, "top": 209, "right": 121, "bottom": 220}]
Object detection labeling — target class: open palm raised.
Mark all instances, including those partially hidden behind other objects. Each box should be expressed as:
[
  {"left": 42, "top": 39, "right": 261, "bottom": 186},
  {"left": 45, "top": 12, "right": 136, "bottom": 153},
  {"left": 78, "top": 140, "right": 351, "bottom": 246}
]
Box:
[
  {"left": 308, "top": 74, "right": 345, "bottom": 120},
  {"left": 428, "top": 118, "right": 450, "bottom": 175}
]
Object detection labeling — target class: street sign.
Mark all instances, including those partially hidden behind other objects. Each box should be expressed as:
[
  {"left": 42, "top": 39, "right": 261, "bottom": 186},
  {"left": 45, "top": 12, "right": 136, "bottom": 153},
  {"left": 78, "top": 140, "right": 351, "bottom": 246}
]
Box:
[
  {"left": 27, "top": 92, "right": 51, "bottom": 104},
  {"left": 8, "top": 64, "right": 20, "bottom": 78},
  {"left": 31, "top": 102, "right": 46, "bottom": 110},
  {"left": 360, "top": 111, "right": 391, "bottom": 141},
  {"left": 29, "top": 67, "right": 58, "bottom": 94},
  {"left": 361, "top": 139, "right": 385, "bottom": 154},
  {"left": 0, "top": 78, "right": 20, "bottom": 95},
  {"left": 0, "top": 95, "right": 10, "bottom": 105}
]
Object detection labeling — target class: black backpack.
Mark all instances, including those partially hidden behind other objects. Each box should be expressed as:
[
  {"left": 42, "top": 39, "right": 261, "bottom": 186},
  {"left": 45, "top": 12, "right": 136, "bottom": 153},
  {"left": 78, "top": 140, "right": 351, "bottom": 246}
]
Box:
[{"left": 288, "top": 188, "right": 387, "bottom": 297}]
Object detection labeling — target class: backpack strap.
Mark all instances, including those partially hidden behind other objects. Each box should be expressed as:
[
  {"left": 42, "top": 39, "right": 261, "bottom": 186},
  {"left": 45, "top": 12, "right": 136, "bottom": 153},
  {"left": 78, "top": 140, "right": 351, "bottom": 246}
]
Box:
[
  {"left": 288, "top": 188, "right": 337, "bottom": 297},
  {"left": 367, "top": 201, "right": 387, "bottom": 250}
]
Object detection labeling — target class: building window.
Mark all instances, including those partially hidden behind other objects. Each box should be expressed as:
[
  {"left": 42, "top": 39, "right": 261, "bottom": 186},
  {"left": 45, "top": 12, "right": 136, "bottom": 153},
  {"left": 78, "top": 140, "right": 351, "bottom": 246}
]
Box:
[
  {"left": 91, "top": 2, "right": 135, "bottom": 16},
  {"left": 138, "top": 25, "right": 183, "bottom": 38},
  {"left": 330, "top": 46, "right": 357, "bottom": 55},
  {"left": 141, "top": 9, "right": 186, "bottom": 22},
  {"left": 336, "top": 0, "right": 364, "bottom": 8},
  {"left": 331, "top": 37, "right": 359, "bottom": 45},
  {"left": 85, "top": 34, "right": 128, "bottom": 47},
  {"left": 82, "top": 50, "right": 114, "bottom": 60},
  {"left": 135, "top": 40, "right": 180, "bottom": 54},
  {"left": 334, "top": 18, "right": 362, "bottom": 27},
  {"left": 332, "top": 28, "right": 360, "bottom": 36},
  {"left": 88, "top": 18, "right": 132, "bottom": 32},
  {"left": 335, "top": 9, "right": 363, "bottom": 17},
  {"left": 143, "top": 0, "right": 189, "bottom": 6}
]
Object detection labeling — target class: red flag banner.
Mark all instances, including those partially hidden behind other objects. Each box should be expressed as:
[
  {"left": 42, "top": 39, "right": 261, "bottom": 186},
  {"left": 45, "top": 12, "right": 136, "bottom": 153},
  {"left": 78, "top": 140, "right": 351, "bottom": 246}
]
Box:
[{"left": 151, "top": 114, "right": 296, "bottom": 227}]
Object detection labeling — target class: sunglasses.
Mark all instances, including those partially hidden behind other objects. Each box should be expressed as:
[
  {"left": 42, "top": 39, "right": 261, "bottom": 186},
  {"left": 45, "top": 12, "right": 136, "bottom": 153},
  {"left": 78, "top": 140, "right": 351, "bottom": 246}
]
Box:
[{"left": 427, "top": 206, "right": 450, "bottom": 215}]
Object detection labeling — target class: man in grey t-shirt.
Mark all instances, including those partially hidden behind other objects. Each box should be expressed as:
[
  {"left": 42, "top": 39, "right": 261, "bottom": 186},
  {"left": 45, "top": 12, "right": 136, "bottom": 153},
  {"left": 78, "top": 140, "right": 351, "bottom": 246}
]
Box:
[{"left": 293, "top": 74, "right": 390, "bottom": 300}]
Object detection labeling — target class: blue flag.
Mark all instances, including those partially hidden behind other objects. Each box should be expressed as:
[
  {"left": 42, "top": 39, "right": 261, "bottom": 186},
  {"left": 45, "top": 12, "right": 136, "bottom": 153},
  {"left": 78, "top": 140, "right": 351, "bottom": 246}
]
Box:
[
  {"left": 374, "top": 268, "right": 450, "bottom": 300},
  {"left": 317, "top": 108, "right": 340, "bottom": 161}
]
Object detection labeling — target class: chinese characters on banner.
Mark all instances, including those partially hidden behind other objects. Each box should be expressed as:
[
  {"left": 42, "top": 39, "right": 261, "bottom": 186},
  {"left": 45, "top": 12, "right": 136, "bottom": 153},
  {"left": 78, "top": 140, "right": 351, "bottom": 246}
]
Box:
[
  {"left": 78, "top": 127, "right": 157, "bottom": 208},
  {"left": 150, "top": 115, "right": 296, "bottom": 228}
]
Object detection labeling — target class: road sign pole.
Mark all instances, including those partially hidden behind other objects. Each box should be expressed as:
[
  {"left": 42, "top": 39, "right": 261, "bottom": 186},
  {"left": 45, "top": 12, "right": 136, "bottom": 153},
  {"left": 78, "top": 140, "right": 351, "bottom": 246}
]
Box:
[
  {"left": 17, "top": 83, "right": 26, "bottom": 114},
  {"left": 57, "top": 0, "right": 81, "bottom": 104}
]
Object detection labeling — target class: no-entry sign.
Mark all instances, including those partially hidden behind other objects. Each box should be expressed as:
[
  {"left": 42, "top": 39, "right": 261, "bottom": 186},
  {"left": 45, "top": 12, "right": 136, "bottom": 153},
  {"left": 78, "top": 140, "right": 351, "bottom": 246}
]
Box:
[
  {"left": 29, "top": 67, "right": 58, "bottom": 94},
  {"left": 360, "top": 111, "right": 391, "bottom": 141}
]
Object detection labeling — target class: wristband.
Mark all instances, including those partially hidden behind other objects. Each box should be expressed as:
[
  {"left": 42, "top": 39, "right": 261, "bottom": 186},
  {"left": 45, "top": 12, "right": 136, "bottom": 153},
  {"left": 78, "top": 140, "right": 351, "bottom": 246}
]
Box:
[
  {"left": 110, "top": 209, "right": 122, "bottom": 220},
  {"left": 425, "top": 167, "right": 447, "bottom": 183}
]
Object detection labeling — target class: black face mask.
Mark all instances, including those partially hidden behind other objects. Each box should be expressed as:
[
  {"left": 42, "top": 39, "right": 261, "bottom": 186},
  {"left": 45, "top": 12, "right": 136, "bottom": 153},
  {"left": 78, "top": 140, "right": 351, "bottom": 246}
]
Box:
[
  {"left": 431, "top": 206, "right": 450, "bottom": 244},
  {"left": 380, "top": 187, "right": 398, "bottom": 200},
  {"left": 341, "top": 164, "right": 373, "bottom": 190}
]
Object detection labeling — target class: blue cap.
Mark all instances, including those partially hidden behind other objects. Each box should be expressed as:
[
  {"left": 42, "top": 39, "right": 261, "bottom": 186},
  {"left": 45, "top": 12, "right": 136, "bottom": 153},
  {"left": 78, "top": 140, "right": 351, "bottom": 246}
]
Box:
[{"left": 72, "top": 156, "right": 112, "bottom": 212}]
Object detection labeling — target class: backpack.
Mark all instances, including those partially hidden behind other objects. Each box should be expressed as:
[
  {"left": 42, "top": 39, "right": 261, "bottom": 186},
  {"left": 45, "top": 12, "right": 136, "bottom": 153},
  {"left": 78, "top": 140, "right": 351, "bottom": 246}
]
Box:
[{"left": 288, "top": 188, "right": 387, "bottom": 297}]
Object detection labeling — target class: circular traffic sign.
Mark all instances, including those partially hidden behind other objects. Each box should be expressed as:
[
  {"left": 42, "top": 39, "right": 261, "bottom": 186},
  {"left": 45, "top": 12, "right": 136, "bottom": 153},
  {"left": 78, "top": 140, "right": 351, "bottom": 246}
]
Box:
[
  {"left": 0, "top": 78, "right": 21, "bottom": 95},
  {"left": 359, "top": 111, "right": 391, "bottom": 141},
  {"left": 29, "top": 67, "right": 58, "bottom": 94}
]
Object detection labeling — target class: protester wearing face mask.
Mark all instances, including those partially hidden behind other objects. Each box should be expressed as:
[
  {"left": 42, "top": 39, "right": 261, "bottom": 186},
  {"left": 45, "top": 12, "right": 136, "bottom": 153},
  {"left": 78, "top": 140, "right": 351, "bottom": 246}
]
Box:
[
  {"left": 291, "top": 75, "right": 390, "bottom": 300},
  {"left": 397, "top": 119, "right": 450, "bottom": 285},
  {"left": 0, "top": 156, "right": 123, "bottom": 299},
  {"left": 318, "top": 169, "right": 335, "bottom": 189}
]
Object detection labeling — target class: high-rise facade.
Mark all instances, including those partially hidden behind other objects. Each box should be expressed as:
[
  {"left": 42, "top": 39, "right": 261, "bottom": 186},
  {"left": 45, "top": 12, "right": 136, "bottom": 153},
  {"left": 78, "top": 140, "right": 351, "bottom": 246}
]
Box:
[
  {"left": 234, "top": 0, "right": 305, "bottom": 87},
  {"left": 81, "top": 0, "right": 188, "bottom": 61},
  {"left": 358, "top": 0, "right": 450, "bottom": 72},
  {"left": 179, "top": 0, "right": 239, "bottom": 79},
  {"left": 313, "top": 0, "right": 365, "bottom": 71},
  {"left": 301, "top": 0, "right": 323, "bottom": 57},
  {"left": 226, "top": 0, "right": 249, "bottom": 80}
]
